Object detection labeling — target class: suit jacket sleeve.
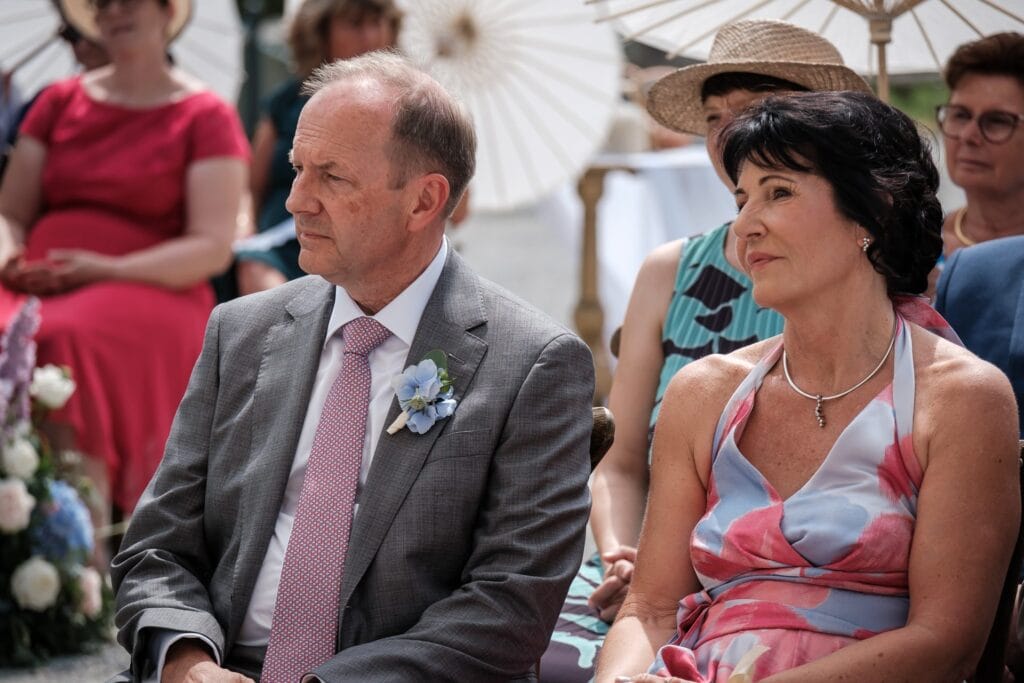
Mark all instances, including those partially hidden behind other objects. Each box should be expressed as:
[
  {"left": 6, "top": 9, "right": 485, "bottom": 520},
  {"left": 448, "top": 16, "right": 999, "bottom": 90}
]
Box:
[
  {"left": 934, "top": 249, "right": 962, "bottom": 318},
  {"left": 110, "top": 306, "right": 227, "bottom": 677},
  {"left": 314, "top": 332, "right": 595, "bottom": 682}
]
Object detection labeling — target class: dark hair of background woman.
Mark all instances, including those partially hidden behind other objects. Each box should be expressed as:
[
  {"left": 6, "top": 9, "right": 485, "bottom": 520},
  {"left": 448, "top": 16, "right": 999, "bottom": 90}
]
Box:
[
  {"left": 944, "top": 32, "right": 1024, "bottom": 90},
  {"left": 720, "top": 90, "right": 942, "bottom": 296}
]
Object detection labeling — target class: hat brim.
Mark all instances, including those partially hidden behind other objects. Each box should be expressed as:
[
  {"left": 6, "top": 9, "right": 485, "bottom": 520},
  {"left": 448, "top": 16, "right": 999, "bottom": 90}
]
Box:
[
  {"left": 648, "top": 60, "right": 873, "bottom": 136},
  {"left": 58, "top": 0, "right": 191, "bottom": 44}
]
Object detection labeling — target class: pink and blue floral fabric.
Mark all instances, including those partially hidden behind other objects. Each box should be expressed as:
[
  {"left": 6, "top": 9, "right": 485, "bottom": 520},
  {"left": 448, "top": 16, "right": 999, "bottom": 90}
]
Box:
[{"left": 651, "top": 304, "right": 949, "bottom": 682}]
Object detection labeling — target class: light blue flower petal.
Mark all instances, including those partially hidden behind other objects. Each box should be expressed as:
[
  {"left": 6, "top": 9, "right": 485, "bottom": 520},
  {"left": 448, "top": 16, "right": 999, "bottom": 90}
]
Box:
[
  {"left": 421, "top": 377, "right": 441, "bottom": 400},
  {"left": 407, "top": 410, "right": 435, "bottom": 434},
  {"left": 413, "top": 359, "right": 438, "bottom": 384},
  {"left": 439, "top": 387, "right": 454, "bottom": 400},
  {"left": 435, "top": 399, "right": 457, "bottom": 418},
  {"left": 396, "top": 383, "right": 417, "bottom": 401}
]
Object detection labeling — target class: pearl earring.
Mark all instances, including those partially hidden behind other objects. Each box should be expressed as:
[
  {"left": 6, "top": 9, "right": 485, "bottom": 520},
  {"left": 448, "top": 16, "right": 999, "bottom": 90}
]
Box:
[{"left": 861, "top": 237, "right": 871, "bottom": 253}]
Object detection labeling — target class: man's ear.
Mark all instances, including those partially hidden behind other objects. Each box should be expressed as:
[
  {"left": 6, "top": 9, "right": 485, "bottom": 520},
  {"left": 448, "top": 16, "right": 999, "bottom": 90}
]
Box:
[{"left": 406, "top": 173, "right": 451, "bottom": 234}]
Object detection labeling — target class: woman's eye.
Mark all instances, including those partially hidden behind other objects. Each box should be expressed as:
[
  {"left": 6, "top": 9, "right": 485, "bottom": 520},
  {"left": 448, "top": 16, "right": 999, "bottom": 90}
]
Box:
[
  {"left": 770, "top": 187, "right": 791, "bottom": 200},
  {"left": 705, "top": 114, "right": 721, "bottom": 127}
]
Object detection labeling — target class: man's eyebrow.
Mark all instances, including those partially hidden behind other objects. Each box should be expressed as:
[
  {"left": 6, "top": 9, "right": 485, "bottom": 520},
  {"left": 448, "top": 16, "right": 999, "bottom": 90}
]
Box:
[{"left": 286, "top": 151, "right": 340, "bottom": 173}]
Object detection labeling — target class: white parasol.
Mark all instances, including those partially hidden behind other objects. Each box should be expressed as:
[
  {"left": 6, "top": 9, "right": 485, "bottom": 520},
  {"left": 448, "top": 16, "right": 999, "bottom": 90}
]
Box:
[
  {"left": 0, "top": 0, "right": 245, "bottom": 106},
  {"left": 588, "top": 0, "right": 1024, "bottom": 101},
  {"left": 397, "top": 0, "right": 623, "bottom": 212}
]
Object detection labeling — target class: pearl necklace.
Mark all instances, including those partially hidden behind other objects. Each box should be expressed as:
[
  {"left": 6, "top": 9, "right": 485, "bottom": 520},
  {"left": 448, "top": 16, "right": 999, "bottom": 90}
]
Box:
[{"left": 782, "top": 318, "right": 897, "bottom": 428}]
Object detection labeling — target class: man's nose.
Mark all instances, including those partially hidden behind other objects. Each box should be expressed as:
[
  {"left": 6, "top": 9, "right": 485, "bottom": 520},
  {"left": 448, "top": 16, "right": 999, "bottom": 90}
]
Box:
[{"left": 285, "top": 172, "right": 316, "bottom": 216}]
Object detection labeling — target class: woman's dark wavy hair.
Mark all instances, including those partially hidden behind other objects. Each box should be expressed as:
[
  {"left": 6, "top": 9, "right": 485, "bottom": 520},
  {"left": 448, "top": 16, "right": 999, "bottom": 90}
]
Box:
[{"left": 720, "top": 91, "right": 942, "bottom": 296}]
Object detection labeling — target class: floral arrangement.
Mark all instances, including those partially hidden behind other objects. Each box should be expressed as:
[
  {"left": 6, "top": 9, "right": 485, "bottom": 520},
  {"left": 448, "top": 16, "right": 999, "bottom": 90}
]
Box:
[
  {"left": 0, "top": 297, "right": 112, "bottom": 667},
  {"left": 386, "top": 350, "right": 457, "bottom": 435}
]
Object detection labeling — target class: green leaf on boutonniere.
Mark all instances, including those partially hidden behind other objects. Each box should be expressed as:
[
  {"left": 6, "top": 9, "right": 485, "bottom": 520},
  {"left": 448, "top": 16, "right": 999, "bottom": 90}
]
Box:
[
  {"left": 424, "top": 349, "right": 448, "bottom": 372},
  {"left": 424, "top": 349, "right": 453, "bottom": 393}
]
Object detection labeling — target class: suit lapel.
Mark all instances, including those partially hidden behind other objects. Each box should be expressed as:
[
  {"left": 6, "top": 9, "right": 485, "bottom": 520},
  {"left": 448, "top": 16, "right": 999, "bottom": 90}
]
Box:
[
  {"left": 228, "top": 278, "right": 335, "bottom": 645},
  {"left": 338, "top": 251, "right": 488, "bottom": 611}
]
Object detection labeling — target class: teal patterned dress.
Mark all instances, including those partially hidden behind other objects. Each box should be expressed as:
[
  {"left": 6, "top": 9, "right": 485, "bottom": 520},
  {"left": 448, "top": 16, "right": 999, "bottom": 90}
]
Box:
[{"left": 539, "top": 223, "right": 783, "bottom": 682}]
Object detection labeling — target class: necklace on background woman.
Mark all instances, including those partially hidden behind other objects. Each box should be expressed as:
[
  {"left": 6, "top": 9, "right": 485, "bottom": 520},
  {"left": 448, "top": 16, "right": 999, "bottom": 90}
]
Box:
[
  {"left": 953, "top": 206, "right": 976, "bottom": 246},
  {"left": 782, "top": 317, "right": 898, "bottom": 428}
]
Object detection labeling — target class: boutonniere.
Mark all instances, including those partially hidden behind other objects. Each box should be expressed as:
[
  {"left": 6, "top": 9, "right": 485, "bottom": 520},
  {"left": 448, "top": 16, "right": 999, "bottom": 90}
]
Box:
[{"left": 386, "top": 350, "right": 457, "bottom": 435}]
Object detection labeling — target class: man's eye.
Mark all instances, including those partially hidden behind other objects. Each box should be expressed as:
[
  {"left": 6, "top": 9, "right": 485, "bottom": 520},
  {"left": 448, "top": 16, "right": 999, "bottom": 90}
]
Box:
[{"left": 705, "top": 114, "right": 721, "bottom": 127}]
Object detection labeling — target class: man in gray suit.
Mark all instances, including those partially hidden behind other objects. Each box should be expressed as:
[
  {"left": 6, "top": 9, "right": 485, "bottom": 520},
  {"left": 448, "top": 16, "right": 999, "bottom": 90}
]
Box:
[{"left": 111, "top": 51, "right": 594, "bottom": 683}]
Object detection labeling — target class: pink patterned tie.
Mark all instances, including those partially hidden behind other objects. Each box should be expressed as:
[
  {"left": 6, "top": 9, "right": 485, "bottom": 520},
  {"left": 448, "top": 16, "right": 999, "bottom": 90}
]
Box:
[{"left": 262, "top": 316, "right": 392, "bottom": 682}]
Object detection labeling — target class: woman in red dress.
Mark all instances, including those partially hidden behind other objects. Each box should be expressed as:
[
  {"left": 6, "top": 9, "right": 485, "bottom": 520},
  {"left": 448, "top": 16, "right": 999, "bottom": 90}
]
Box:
[{"left": 0, "top": 0, "right": 249, "bottom": 523}]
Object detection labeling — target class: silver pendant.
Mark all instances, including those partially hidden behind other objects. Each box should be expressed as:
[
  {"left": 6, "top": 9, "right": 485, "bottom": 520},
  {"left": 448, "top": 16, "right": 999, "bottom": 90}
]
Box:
[{"left": 814, "top": 395, "right": 826, "bottom": 428}]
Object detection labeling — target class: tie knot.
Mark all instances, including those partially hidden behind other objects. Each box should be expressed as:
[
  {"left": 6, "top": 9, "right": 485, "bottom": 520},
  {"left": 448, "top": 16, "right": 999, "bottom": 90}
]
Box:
[{"left": 342, "top": 317, "right": 391, "bottom": 356}]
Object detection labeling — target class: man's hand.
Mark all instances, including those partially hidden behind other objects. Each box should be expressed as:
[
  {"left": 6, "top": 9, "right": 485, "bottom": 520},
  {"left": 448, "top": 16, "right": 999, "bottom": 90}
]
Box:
[
  {"left": 162, "top": 640, "right": 253, "bottom": 683},
  {"left": 588, "top": 546, "right": 637, "bottom": 622}
]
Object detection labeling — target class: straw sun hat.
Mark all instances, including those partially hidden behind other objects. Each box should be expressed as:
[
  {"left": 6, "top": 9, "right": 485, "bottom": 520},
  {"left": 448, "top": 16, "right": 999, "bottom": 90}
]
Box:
[
  {"left": 648, "top": 19, "right": 872, "bottom": 136},
  {"left": 59, "top": 0, "right": 192, "bottom": 43}
]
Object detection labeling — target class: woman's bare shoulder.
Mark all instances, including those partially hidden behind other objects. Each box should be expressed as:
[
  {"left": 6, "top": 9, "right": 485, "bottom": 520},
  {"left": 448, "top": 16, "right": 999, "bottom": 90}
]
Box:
[{"left": 662, "top": 337, "right": 777, "bottom": 411}]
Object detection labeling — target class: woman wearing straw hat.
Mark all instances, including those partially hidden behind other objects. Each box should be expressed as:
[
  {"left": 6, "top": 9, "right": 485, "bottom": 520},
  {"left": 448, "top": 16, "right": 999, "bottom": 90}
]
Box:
[
  {"left": 596, "top": 89, "right": 1018, "bottom": 683},
  {"left": 541, "top": 19, "right": 873, "bottom": 683},
  {"left": 0, "top": 0, "right": 248, "bottom": 532}
]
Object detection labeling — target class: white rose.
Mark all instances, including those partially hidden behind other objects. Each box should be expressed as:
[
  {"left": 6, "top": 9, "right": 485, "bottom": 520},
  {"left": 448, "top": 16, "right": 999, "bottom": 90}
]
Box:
[
  {"left": 0, "top": 478, "right": 35, "bottom": 533},
  {"left": 77, "top": 567, "right": 103, "bottom": 618},
  {"left": 2, "top": 438, "right": 39, "bottom": 480},
  {"left": 11, "top": 420, "right": 31, "bottom": 438},
  {"left": 29, "top": 365, "right": 76, "bottom": 410},
  {"left": 11, "top": 557, "right": 61, "bottom": 611}
]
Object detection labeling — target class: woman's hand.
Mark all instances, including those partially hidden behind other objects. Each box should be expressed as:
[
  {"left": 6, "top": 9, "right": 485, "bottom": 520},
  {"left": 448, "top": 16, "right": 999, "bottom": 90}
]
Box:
[
  {"left": 47, "top": 248, "right": 117, "bottom": 290},
  {"left": 589, "top": 546, "right": 637, "bottom": 622},
  {"left": 1, "top": 257, "right": 62, "bottom": 295},
  {"left": 0, "top": 250, "right": 117, "bottom": 295}
]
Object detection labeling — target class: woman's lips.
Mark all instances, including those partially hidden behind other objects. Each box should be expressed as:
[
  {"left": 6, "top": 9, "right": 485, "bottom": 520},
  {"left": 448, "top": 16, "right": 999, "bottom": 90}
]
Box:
[{"left": 746, "top": 252, "right": 777, "bottom": 270}]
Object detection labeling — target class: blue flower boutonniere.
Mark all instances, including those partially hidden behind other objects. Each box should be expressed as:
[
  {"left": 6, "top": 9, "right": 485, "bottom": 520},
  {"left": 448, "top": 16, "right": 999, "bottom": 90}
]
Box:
[{"left": 386, "top": 350, "right": 457, "bottom": 435}]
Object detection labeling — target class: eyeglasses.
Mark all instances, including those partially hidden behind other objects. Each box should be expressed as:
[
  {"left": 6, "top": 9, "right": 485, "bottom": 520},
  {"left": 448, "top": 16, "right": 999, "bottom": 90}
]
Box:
[
  {"left": 90, "top": 0, "right": 145, "bottom": 11},
  {"left": 936, "top": 104, "right": 1024, "bottom": 145}
]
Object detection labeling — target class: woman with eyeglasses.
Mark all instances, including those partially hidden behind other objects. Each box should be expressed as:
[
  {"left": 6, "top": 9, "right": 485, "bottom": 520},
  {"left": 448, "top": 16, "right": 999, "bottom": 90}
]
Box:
[
  {"left": 0, "top": 0, "right": 249, "bottom": 531},
  {"left": 935, "top": 32, "right": 1024, "bottom": 260}
]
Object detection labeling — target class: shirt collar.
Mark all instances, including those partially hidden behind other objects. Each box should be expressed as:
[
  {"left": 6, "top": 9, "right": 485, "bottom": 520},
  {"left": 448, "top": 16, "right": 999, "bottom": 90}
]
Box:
[{"left": 325, "top": 238, "right": 448, "bottom": 348}]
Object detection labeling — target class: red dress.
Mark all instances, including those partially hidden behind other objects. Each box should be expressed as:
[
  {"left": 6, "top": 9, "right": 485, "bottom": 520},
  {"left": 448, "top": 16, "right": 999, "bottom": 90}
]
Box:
[{"left": 0, "top": 78, "right": 249, "bottom": 512}]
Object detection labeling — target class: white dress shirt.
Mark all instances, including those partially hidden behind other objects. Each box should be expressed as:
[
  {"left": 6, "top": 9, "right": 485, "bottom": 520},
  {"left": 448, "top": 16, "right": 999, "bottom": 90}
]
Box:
[{"left": 150, "top": 239, "right": 447, "bottom": 680}]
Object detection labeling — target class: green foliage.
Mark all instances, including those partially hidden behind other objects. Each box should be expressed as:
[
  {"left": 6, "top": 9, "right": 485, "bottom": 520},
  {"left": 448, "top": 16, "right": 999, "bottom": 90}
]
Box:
[{"left": 889, "top": 79, "right": 950, "bottom": 132}]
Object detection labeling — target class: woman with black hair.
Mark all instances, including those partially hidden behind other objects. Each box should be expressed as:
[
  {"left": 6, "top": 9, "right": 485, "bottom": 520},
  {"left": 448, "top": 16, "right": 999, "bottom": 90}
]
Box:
[{"left": 596, "top": 91, "right": 1020, "bottom": 683}]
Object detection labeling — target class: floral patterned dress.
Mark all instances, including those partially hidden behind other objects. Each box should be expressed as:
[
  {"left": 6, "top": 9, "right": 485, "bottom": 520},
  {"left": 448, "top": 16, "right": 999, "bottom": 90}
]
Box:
[{"left": 651, "top": 304, "right": 953, "bottom": 681}]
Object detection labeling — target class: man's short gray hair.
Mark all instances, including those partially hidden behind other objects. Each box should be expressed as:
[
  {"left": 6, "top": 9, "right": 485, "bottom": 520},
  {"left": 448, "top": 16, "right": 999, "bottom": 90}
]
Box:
[{"left": 303, "top": 50, "right": 477, "bottom": 219}]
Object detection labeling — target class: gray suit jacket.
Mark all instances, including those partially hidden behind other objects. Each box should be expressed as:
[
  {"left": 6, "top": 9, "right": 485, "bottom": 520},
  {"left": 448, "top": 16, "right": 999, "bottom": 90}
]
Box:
[{"left": 111, "top": 250, "right": 595, "bottom": 682}]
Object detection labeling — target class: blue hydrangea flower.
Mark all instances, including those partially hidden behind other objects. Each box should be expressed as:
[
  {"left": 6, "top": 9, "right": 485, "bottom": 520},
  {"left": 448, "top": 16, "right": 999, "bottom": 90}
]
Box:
[
  {"left": 391, "top": 359, "right": 457, "bottom": 434},
  {"left": 30, "top": 480, "right": 94, "bottom": 562}
]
